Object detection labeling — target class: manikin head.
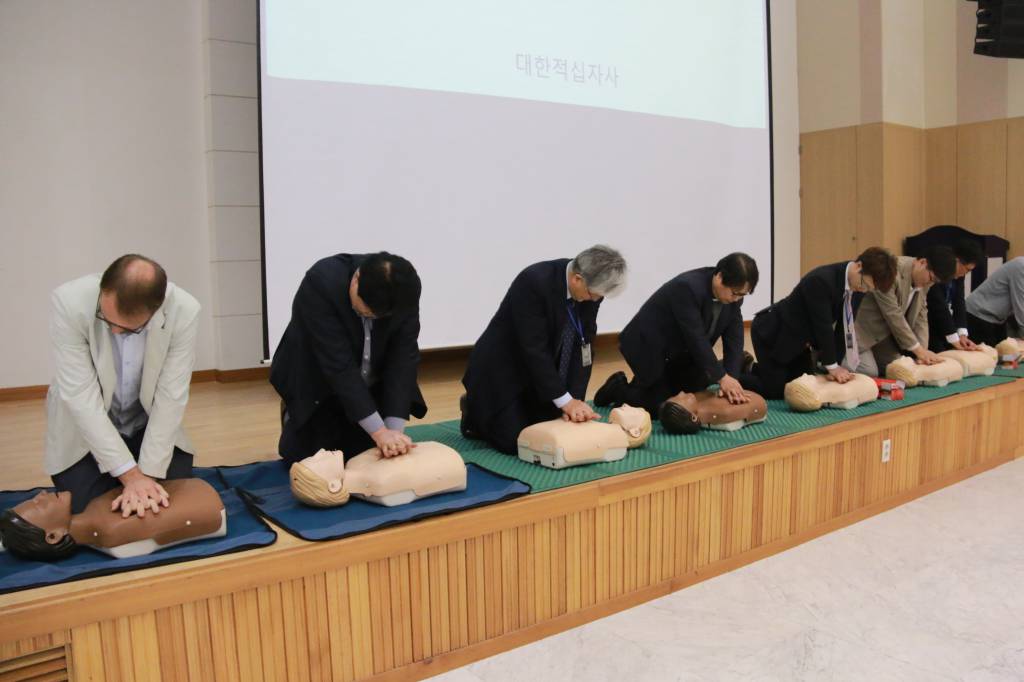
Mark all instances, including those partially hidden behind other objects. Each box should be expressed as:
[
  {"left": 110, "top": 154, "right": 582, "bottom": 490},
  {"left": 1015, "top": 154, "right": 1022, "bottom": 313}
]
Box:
[
  {"left": 290, "top": 450, "right": 350, "bottom": 507},
  {"left": 0, "top": 491, "right": 77, "bottom": 560},
  {"left": 96, "top": 254, "right": 167, "bottom": 335},
  {"left": 349, "top": 252, "right": 421, "bottom": 319},
  {"left": 711, "top": 253, "right": 758, "bottom": 304},
  {"left": 609, "top": 404, "right": 653, "bottom": 447},
  {"left": 567, "top": 245, "right": 628, "bottom": 302},
  {"left": 849, "top": 247, "right": 897, "bottom": 293},
  {"left": 658, "top": 394, "right": 701, "bottom": 435}
]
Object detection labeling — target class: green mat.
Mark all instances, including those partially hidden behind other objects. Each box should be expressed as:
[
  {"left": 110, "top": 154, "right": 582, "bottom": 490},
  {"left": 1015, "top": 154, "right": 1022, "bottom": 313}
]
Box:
[
  {"left": 406, "top": 374, "right": 1017, "bottom": 494},
  {"left": 994, "top": 365, "right": 1024, "bottom": 378}
]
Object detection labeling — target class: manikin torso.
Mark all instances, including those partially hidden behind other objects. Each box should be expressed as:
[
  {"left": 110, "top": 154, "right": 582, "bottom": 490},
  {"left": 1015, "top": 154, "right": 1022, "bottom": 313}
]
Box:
[
  {"left": 290, "top": 442, "right": 468, "bottom": 508},
  {"left": 937, "top": 345, "right": 997, "bottom": 376},
  {"left": 783, "top": 373, "right": 879, "bottom": 412},
  {"left": 517, "top": 405, "right": 653, "bottom": 469},
  {"left": 2, "top": 479, "right": 226, "bottom": 560},
  {"left": 885, "top": 356, "right": 964, "bottom": 387},
  {"left": 666, "top": 390, "right": 768, "bottom": 431}
]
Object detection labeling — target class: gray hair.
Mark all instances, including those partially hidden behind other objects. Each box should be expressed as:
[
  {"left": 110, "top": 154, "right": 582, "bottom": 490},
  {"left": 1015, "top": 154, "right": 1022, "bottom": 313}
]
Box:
[{"left": 570, "top": 245, "right": 627, "bottom": 297}]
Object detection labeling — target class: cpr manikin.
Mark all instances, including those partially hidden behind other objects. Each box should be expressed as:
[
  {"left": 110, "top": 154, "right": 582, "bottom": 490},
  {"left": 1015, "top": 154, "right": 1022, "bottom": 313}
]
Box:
[
  {"left": 659, "top": 390, "right": 768, "bottom": 434},
  {"left": 290, "top": 441, "right": 467, "bottom": 507},
  {"left": 0, "top": 479, "right": 226, "bottom": 561},
  {"left": 937, "top": 345, "right": 998, "bottom": 377},
  {"left": 516, "top": 405, "right": 653, "bottom": 469},
  {"left": 885, "top": 356, "right": 963, "bottom": 387},
  {"left": 996, "top": 338, "right": 1023, "bottom": 363},
  {"left": 783, "top": 373, "right": 880, "bottom": 412}
]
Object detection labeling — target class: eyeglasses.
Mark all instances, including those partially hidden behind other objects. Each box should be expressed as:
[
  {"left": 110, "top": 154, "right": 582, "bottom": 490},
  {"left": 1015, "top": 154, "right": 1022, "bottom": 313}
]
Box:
[{"left": 95, "top": 299, "right": 151, "bottom": 335}]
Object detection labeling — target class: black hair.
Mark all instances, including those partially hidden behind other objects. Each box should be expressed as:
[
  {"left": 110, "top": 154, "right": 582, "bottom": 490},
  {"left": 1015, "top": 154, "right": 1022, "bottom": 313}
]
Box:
[
  {"left": 658, "top": 401, "right": 701, "bottom": 435},
  {"left": 952, "top": 239, "right": 984, "bottom": 268},
  {"left": 924, "top": 245, "right": 957, "bottom": 284},
  {"left": 714, "top": 253, "right": 759, "bottom": 294},
  {"left": 0, "top": 508, "right": 77, "bottom": 561},
  {"left": 357, "top": 252, "right": 421, "bottom": 317},
  {"left": 100, "top": 254, "right": 168, "bottom": 316}
]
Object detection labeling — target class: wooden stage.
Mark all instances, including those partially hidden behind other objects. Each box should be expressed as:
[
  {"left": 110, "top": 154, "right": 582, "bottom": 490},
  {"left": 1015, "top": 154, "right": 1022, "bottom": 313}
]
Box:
[{"left": 2, "top": 378, "right": 1023, "bottom": 681}]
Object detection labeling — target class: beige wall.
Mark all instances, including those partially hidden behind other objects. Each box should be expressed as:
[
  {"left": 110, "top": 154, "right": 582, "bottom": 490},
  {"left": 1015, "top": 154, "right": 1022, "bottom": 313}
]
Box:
[
  {"left": 797, "top": 0, "right": 864, "bottom": 132},
  {"left": 881, "top": 0, "right": 925, "bottom": 129}
]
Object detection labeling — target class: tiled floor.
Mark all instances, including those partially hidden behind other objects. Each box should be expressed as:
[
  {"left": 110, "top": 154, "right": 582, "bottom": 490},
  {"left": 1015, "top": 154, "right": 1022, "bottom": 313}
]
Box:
[{"left": 433, "top": 458, "right": 1024, "bottom": 681}]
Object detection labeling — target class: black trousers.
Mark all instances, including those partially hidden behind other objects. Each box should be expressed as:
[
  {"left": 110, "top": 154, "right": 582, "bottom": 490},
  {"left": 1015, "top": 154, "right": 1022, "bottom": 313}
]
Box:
[
  {"left": 750, "top": 310, "right": 815, "bottom": 400},
  {"left": 967, "top": 312, "right": 1008, "bottom": 347},
  {"left": 475, "top": 395, "right": 562, "bottom": 456},
  {"left": 279, "top": 393, "right": 381, "bottom": 464},
  {"left": 51, "top": 429, "right": 194, "bottom": 514}
]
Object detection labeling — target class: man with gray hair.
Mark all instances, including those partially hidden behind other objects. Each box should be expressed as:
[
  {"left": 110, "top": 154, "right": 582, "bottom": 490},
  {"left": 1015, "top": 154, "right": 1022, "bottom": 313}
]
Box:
[{"left": 461, "top": 245, "right": 627, "bottom": 454}]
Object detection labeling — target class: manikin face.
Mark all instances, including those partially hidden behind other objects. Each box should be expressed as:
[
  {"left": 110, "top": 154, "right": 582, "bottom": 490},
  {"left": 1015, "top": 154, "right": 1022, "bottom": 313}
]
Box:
[
  {"left": 911, "top": 259, "right": 938, "bottom": 288},
  {"left": 955, "top": 260, "right": 976, "bottom": 279},
  {"left": 97, "top": 292, "right": 153, "bottom": 335},
  {"left": 711, "top": 273, "right": 750, "bottom": 304},
  {"left": 14, "top": 491, "right": 73, "bottom": 545},
  {"left": 567, "top": 272, "right": 603, "bottom": 302},
  {"left": 349, "top": 270, "right": 377, "bottom": 318},
  {"left": 301, "top": 450, "right": 346, "bottom": 494},
  {"left": 847, "top": 262, "right": 876, "bottom": 293}
]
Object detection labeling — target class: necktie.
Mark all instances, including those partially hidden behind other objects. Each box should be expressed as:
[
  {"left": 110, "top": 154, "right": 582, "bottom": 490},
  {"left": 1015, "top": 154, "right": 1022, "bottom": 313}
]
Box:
[
  {"left": 360, "top": 317, "right": 373, "bottom": 384},
  {"left": 842, "top": 290, "right": 859, "bottom": 371},
  {"left": 558, "top": 303, "right": 578, "bottom": 383}
]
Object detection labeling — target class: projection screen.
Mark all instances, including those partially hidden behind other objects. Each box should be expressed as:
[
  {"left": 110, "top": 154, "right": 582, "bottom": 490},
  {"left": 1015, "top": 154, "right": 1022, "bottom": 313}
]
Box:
[{"left": 260, "top": 0, "right": 773, "bottom": 358}]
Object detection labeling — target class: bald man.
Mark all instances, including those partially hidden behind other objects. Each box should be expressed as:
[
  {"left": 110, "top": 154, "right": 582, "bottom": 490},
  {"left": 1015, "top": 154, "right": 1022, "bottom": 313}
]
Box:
[{"left": 46, "top": 254, "right": 201, "bottom": 518}]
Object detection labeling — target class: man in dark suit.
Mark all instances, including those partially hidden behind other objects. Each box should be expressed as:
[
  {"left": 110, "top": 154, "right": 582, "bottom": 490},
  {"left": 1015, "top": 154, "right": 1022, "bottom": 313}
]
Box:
[
  {"left": 748, "top": 247, "right": 897, "bottom": 399},
  {"left": 461, "top": 245, "right": 627, "bottom": 455},
  {"left": 595, "top": 252, "right": 760, "bottom": 413},
  {"left": 927, "top": 239, "right": 984, "bottom": 352},
  {"left": 271, "top": 252, "right": 426, "bottom": 462}
]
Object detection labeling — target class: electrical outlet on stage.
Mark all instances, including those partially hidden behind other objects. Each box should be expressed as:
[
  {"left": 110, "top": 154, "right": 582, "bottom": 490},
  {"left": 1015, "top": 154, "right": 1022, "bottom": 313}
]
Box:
[{"left": 881, "top": 438, "right": 892, "bottom": 463}]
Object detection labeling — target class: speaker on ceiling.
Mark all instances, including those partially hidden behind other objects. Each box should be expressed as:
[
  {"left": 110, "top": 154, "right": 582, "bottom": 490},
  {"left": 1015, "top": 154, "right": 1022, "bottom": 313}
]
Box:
[{"left": 972, "top": 0, "right": 1024, "bottom": 58}]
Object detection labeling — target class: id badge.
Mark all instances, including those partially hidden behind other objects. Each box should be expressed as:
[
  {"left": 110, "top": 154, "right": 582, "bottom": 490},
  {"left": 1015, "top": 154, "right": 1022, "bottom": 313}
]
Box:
[
  {"left": 845, "top": 332, "right": 854, "bottom": 349},
  {"left": 581, "top": 343, "right": 593, "bottom": 367}
]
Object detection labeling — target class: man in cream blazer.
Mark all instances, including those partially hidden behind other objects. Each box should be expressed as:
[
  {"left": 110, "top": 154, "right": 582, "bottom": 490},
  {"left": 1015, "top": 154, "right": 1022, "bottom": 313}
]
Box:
[
  {"left": 46, "top": 255, "right": 200, "bottom": 516},
  {"left": 853, "top": 247, "right": 957, "bottom": 376}
]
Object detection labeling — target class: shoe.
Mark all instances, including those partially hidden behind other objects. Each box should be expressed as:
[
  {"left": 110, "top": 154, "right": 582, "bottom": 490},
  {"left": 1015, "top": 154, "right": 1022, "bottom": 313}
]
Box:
[
  {"left": 741, "top": 351, "right": 756, "bottom": 376},
  {"left": 594, "top": 371, "right": 628, "bottom": 407},
  {"left": 459, "top": 393, "right": 479, "bottom": 439}
]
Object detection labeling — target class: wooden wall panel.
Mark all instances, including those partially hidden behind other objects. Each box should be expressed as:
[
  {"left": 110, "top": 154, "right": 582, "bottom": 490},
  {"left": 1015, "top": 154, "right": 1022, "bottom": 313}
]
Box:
[
  {"left": 957, "top": 120, "right": 1008, "bottom": 236},
  {"left": 882, "top": 123, "right": 925, "bottom": 254},
  {"left": 855, "top": 123, "right": 886, "bottom": 255},
  {"left": 1005, "top": 117, "right": 1024, "bottom": 258},
  {"left": 925, "top": 125, "right": 959, "bottom": 228},
  {"left": 800, "top": 127, "right": 858, "bottom": 272}
]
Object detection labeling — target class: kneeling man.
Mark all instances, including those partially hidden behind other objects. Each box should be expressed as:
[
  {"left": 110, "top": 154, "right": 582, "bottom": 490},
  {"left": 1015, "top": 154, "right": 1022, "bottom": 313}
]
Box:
[{"left": 48, "top": 254, "right": 201, "bottom": 517}]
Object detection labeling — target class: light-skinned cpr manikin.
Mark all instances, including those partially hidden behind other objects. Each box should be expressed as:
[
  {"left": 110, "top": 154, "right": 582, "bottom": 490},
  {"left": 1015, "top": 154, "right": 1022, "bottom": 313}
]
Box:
[
  {"left": 937, "top": 344, "right": 997, "bottom": 377},
  {"left": 0, "top": 479, "right": 225, "bottom": 561},
  {"left": 996, "top": 338, "right": 1024, "bottom": 363},
  {"left": 290, "top": 441, "right": 467, "bottom": 507},
  {"left": 516, "top": 405, "right": 653, "bottom": 469},
  {"left": 885, "top": 356, "right": 964, "bottom": 387},
  {"left": 659, "top": 390, "right": 768, "bottom": 434},
  {"left": 784, "top": 373, "right": 880, "bottom": 412}
]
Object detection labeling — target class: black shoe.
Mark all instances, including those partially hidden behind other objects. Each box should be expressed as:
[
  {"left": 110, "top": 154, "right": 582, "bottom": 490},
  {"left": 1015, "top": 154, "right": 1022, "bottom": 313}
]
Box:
[
  {"left": 459, "top": 393, "right": 479, "bottom": 439},
  {"left": 594, "top": 371, "right": 628, "bottom": 407},
  {"left": 741, "top": 351, "right": 756, "bottom": 376}
]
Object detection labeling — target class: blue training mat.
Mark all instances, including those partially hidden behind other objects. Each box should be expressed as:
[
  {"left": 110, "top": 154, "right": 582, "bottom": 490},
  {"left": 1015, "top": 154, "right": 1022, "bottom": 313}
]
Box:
[
  {"left": 217, "top": 459, "right": 531, "bottom": 541},
  {"left": 0, "top": 467, "right": 277, "bottom": 595}
]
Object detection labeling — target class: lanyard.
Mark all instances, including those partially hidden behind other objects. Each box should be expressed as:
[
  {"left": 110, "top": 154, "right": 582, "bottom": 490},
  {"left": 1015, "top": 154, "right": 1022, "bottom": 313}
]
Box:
[{"left": 566, "top": 300, "right": 585, "bottom": 342}]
